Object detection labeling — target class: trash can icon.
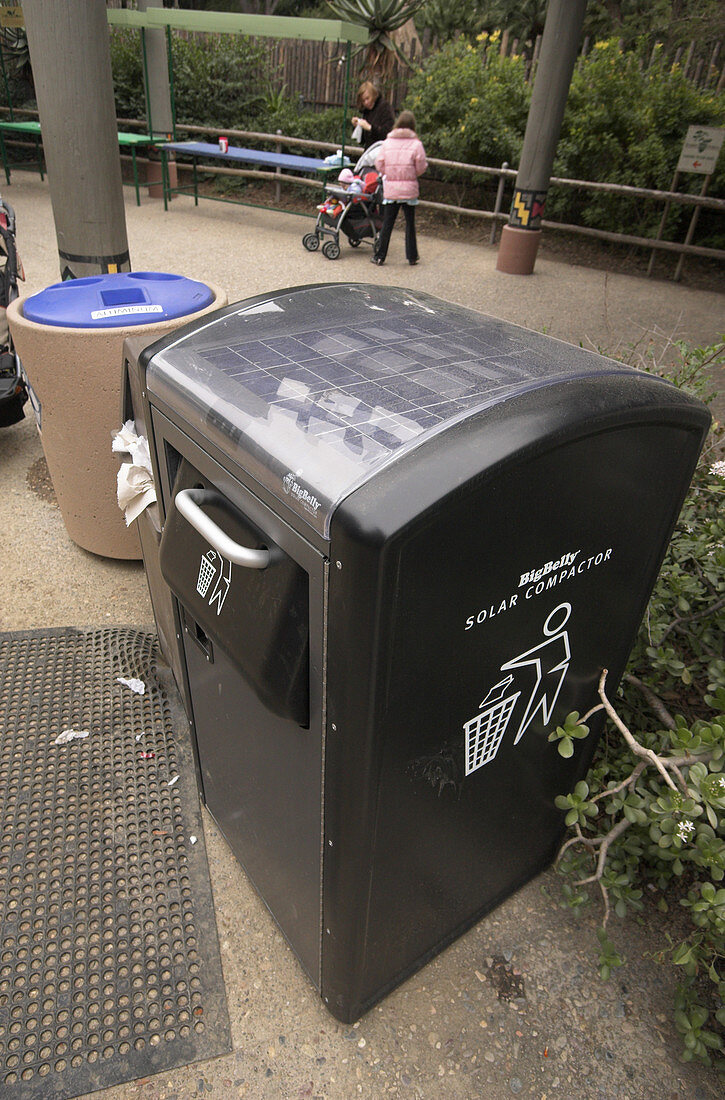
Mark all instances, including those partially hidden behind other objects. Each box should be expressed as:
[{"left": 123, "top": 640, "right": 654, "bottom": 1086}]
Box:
[
  {"left": 464, "top": 675, "right": 521, "bottom": 774},
  {"left": 196, "top": 550, "right": 218, "bottom": 598}
]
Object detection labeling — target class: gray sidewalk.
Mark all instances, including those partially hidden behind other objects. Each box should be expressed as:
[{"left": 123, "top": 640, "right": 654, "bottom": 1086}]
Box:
[{"left": 1, "top": 174, "right": 723, "bottom": 1100}]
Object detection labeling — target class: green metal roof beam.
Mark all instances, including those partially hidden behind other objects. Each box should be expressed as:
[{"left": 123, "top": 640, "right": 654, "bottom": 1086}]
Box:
[
  {"left": 107, "top": 12, "right": 153, "bottom": 29},
  {"left": 108, "top": 8, "right": 369, "bottom": 45}
]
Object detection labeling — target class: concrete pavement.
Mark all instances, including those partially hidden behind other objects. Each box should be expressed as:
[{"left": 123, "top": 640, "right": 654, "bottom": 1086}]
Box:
[{"left": 0, "top": 174, "right": 723, "bottom": 1100}]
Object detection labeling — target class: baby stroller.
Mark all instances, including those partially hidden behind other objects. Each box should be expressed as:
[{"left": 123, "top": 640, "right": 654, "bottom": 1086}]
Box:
[
  {"left": 302, "top": 142, "right": 383, "bottom": 260},
  {"left": 0, "top": 197, "right": 26, "bottom": 427}
]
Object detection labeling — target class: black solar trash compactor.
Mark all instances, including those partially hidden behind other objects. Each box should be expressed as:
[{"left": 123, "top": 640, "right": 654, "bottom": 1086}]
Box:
[{"left": 125, "top": 283, "right": 710, "bottom": 1023}]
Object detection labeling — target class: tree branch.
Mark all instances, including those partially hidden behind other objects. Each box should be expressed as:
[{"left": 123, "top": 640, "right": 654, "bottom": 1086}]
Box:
[
  {"left": 622, "top": 673, "right": 676, "bottom": 730},
  {"left": 581, "top": 701, "right": 606, "bottom": 724},
  {"left": 575, "top": 817, "right": 632, "bottom": 887},
  {"left": 599, "top": 670, "right": 679, "bottom": 791},
  {"left": 557, "top": 671, "right": 718, "bottom": 927},
  {"left": 599, "top": 878, "right": 611, "bottom": 927},
  {"left": 590, "top": 759, "right": 647, "bottom": 804},
  {"left": 692, "top": 558, "right": 720, "bottom": 600},
  {"left": 657, "top": 596, "right": 725, "bottom": 646},
  {"left": 575, "top": 817, "right": 632, "bottom": 927},
  {"left": 556, "top": 822, "right": 592, "bottom": 865}
]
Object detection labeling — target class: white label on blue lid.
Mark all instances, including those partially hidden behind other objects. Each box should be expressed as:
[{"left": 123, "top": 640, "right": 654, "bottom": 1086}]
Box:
[{"left": 90, "top": 304, "right": 164, "bottom": 320}]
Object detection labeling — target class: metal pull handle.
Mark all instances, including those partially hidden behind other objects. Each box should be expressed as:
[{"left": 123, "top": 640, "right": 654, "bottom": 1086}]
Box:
[{"left": 174, "top": 488, "right": 270, "bottom": 569}]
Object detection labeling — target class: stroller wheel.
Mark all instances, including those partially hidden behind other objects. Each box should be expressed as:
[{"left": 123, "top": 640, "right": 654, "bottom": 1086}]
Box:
[
  {"left": 322, "top": 241, "right": 340, "bottom": 261},
  {"left": 349, "top": 238, "right": 361, "bottom": 248},
  {"left": 302, "top": 233, "right": 319, "bottom": 252}
]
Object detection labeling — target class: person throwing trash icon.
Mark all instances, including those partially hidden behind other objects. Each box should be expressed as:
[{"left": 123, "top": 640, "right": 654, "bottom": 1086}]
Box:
[{"left": 500, "top": 603, "right": 572, "bottom": 745}]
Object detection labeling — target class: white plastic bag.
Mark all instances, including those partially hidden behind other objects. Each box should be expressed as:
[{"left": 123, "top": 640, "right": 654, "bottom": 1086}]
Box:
[{"left": 352, "top": 123, "right": 363, "bottom": 144}]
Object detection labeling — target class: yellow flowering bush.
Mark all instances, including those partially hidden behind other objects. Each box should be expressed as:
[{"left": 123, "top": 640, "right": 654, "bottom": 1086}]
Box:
[
  {"left": 550, "top": 39, "right": 725, "bottom": 243},
  {"left": 406, "top": 36, "right": 530, "bottom": 167}
]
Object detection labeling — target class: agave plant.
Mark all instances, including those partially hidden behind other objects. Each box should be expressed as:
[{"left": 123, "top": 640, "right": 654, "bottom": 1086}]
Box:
[
  {"left": 326, "top": 0, "right": 425, "bottom": 75},
  {"left": 0, "top": 26, "right": 34, "bottom": 106}
]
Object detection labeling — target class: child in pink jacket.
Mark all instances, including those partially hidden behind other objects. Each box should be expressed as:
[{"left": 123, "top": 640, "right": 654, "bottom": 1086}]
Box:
[{"left": 372, "top": 110, "right": 427, "bottom": 266}]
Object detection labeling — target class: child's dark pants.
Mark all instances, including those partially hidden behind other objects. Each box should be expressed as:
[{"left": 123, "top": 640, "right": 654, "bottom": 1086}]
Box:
[{"left": 374, "top": 202, "right": 418, "bottom": 263}]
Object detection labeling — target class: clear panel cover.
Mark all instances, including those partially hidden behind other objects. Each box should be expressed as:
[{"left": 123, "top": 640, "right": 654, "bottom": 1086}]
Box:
[{"left": 147, "top": 284, "right": 629, "bottom": 537}]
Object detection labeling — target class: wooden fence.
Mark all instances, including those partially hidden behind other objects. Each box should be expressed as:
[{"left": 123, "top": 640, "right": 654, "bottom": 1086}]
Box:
[
  {"left": 3, "top": 21, "right": 722, "bottom": 115},
  {"left": 264, "top": 38, "right": 350, "bottom": 112}
]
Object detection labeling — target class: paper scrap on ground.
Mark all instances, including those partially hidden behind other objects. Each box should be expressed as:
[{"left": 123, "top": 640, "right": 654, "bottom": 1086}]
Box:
[
  {"left": 117, "top": 676, "right": 145, "bottom": 695},
  {"left": 112, "top": 420, "right": 157, "bottom": 525},
  {"left": 55, "top": 729, "right": 90, "bottom": 744}
]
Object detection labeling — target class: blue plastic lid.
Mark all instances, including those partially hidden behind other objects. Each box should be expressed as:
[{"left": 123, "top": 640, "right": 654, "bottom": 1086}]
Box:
[{"left": 22, "top": 272, "right": 215, "bottom": 329}]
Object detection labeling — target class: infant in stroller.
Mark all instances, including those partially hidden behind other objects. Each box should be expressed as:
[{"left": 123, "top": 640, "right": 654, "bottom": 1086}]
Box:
[
  {"left": 316, "top": 167, "right": 364, "bottom": 219},
  {"left": 302, "top": 142, "right": 383, "bottom": 260}
]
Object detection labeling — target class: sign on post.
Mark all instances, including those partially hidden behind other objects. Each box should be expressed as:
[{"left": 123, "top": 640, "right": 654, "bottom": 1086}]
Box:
[
  {"left": 676, "top": 125, "right": 725, "bottom": 175},
  {"left": 0, "top": 6, "right": 24, "bottom": 30}
]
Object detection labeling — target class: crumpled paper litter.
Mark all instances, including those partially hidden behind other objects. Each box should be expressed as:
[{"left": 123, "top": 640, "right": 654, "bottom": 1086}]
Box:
[
  {"left": 112, "top": 420, "right": 157, "bottom": 525},
  {"left": 117, "top": 676, "right": 145, "bottom": 695}
]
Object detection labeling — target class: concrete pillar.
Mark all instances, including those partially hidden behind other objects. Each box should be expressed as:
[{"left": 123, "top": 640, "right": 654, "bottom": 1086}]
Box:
[
  {"left": 138, "top": 1, "right": 176, "bottom": 198},
  {"left": 22, "top": 0, "right": 131, "bottom": 279},
  {"left": 497, "top": 0, "right": 588, "bottom": 275},
  {"left": 138, "top": 0, "right": 174, "bottom": 137}
]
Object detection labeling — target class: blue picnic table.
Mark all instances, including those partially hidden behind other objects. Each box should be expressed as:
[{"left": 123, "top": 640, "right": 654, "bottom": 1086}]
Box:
[{"left": 160, "top": 140, "right": 349, "bottom": 211}]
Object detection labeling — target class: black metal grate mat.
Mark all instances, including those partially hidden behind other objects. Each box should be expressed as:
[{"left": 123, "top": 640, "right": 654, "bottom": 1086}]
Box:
[{"left": 0, "top": 628, "right": 231, "bottom": 1100}]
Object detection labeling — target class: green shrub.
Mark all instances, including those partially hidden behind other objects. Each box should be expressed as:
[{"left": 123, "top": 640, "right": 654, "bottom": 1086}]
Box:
[
  {"left": 554, "top": 338, "right": 725, "bottom": 1066},
  {"left": 405, "top": 34, "right": 724, "bottom": 245},
  {"left": 109, "top": 28, "right": 146, "bottom": 121},
  {"left": 259, "top": 102, "right": 347, "bottom": 149},
  {"left": 109, "top": 28, "right": 269, "bottom": 130},
  {"left": 110, "top": 28, "right": 347, "bottom": 151},
  {"left": 170, "top": 33, "right": 268, "bottom": 129},
  {"left": 406, "top": 32, "right": 530, "bottom": 167},
  {"left": 0, "top": 27, "right": 34, "bottom": 108},
  {"left": 549, "top": 40, "right": 725, "bottom": 243}
]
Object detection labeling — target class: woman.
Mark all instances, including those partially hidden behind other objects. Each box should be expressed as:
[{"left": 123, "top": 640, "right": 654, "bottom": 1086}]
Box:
[
  {"left": 371, "top": 110, "right": 427, "bottom": 266},
  {"left": 351, "top": 81, "right": 395, "bottom": 151}
]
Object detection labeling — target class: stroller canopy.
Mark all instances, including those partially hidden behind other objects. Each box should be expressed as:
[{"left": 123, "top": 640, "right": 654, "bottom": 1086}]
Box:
[{"left": 354, "top": 141, "right": 383, "bottom": 174}]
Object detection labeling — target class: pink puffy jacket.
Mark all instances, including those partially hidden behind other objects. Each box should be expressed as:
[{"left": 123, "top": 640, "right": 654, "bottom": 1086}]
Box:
[{"left": 375, "top": 128, "right": 427, "bottom": 202}]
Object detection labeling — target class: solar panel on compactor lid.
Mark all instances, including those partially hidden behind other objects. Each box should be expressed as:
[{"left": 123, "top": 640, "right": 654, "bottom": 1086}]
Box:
[{"left": 145, "top": 283, "right": 632, "bottom": 538}]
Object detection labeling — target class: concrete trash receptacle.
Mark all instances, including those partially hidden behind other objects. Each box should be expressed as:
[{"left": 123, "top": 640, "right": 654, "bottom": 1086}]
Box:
[{"left": 8, "top": 272, "right": 227, "bottom": 559}]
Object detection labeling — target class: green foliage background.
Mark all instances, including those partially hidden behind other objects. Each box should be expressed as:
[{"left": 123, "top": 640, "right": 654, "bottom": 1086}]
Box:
[
  {"left": 106, "top": 27, "right": 725, "bottom": 244},
  {"left": 549, "top": 41, "right": 725, "bottom": 245},
  {"left": 109, "top": 28, "right": 345, "bottom": 146},
  {"left": 406, "top": 33, "right": 530, "bottom": 168},
  {"left": 405, "top": 34, "right": 724, "bottom": 245},
  {"left": 111, "top": 28, "right": 269, "bottom": 131},
  {"left": 416, "top": 0, "right": 725, "bottom": 52}
]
